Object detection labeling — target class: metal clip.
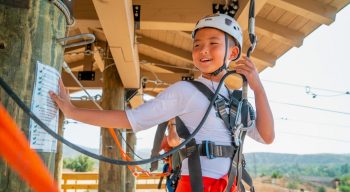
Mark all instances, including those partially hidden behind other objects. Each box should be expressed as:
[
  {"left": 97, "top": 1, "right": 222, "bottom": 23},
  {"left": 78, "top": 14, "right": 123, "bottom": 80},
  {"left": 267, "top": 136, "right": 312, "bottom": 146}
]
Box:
[
  {"left": 233, "top": 123, "right": 243, "bottom": 147},
  {"left": 57, "top": 33, "right": 95, "bottom": 49},
  {"left": 202, "top": 140, "right": 215, "bottom": 159}
]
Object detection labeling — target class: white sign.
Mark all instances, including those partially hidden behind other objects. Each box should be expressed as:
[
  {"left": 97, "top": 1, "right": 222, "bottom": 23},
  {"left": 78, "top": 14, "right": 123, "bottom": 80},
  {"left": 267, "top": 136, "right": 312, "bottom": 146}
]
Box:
[{"left": 29, "top": 61, "right": 60, "bottom": 152}]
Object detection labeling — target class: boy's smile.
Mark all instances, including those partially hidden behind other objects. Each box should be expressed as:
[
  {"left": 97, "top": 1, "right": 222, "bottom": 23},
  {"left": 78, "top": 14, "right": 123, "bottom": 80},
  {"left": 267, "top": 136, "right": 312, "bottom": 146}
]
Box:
[{"left": 192, "top": 28, "right": 228, "bottom": 75}]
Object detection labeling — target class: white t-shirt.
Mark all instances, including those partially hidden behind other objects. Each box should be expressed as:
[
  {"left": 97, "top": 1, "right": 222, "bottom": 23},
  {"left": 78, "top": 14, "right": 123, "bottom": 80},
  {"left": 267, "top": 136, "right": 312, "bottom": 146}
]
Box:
[{"left": 126, "top": 76, "right": 265, "bottom": 179}]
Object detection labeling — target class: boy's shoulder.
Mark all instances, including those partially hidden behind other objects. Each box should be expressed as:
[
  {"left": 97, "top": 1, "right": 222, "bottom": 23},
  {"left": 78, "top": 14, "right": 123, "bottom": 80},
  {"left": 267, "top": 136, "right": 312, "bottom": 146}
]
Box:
[
  {"left": 167, "top": 80, "right": 197, "bottom": 90},
  {"left": 159, "top": 80, "right": 202, "bottom": 98}
]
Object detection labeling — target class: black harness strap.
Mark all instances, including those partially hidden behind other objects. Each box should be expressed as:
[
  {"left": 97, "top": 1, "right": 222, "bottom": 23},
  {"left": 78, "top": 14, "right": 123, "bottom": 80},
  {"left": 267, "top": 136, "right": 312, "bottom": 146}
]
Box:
[
  {"left": 149, "top": 80, "right": 255, "bottom": 192},
  {"left": 185, "top": 80, "right": 254, "bottom": 192},
  {"left": 187, "top": 80, "right": 214, "bottom": 100},
  {"left": 150, "top": 122, "right": 168, "bottom": 172},
  {"left": 176, "top": 116, "right": 204, "bottom": 192}
]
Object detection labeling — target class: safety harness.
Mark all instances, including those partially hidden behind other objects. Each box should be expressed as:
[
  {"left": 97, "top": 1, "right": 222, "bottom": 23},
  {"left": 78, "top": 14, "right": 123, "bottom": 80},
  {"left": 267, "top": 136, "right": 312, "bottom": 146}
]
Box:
[{"left": 150, "top": 80, "right": 256, "bottom": 192}]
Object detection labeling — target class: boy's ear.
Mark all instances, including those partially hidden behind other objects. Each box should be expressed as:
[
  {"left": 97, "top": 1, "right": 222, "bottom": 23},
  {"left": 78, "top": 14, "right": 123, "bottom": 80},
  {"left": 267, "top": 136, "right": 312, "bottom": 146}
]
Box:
[{"left": 228, "top": 46, "right": 240, "bottom": 61}]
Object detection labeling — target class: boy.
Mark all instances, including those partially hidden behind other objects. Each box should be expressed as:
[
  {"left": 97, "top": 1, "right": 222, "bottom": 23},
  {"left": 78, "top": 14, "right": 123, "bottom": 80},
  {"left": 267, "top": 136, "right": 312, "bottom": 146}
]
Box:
[{"left": 50, "top": 14, "right": 274, "bottom": 192}]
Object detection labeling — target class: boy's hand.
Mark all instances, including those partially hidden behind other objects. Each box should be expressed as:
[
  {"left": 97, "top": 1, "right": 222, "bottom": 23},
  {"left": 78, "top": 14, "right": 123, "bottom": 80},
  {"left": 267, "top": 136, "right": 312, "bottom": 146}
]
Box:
[
  {"left": 49, "top": 79, "right": 75, "bottom": 117},
  {"left": 234, "top": 56, "right": 263, "bottom": 92}
]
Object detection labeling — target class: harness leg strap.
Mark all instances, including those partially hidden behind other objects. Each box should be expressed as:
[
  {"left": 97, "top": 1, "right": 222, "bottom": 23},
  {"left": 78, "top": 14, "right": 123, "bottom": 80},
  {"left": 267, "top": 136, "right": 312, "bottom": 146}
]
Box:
[
  {"left": 226, "top": 158, "right": 237, "bottom": 192},
  {"left": 186, "top": 139, "right": 204, "bottom": 192}
]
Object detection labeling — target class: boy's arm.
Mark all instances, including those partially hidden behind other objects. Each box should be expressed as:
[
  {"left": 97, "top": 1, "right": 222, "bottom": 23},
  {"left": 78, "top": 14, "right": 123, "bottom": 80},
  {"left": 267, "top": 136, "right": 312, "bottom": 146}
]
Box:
[
  {"left": 235, "top": 56, "right": 275, "bottom": 144},
  {"left": 253, "top": 85, "right": 275, "bottom": 144},
  {"left": 49, "top": 79, "right": 131, "bottom": 129}
]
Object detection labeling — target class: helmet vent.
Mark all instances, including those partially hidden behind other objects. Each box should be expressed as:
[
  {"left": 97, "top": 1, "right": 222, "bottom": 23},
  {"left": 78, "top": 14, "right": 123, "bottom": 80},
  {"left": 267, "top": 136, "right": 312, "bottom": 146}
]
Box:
[{"left": 225, "top": 18, "right": 232, "bottom": 26}]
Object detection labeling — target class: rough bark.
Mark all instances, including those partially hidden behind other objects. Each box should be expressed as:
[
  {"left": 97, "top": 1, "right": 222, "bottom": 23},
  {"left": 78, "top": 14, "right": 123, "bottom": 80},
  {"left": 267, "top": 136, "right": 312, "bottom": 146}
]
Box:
[
  {"left": 0, "top": 1, "right": 66, "bottom": 191},
  {"left": 98, "top": 58, "right": 126, "bottom": 192},
  {"left": 54, "top": 111, "right": 65, "bottom": 190}
]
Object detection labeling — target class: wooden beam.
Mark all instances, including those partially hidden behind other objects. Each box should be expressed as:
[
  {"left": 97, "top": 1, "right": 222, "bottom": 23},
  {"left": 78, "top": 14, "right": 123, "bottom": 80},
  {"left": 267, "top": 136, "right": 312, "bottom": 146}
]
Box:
[
  {"left": 268, "top": 0, "right": 337, "bottom": 25},
  {"left": 236, "top": 0, "right": 268, "bottom": 31},
  {"left": 76, "top": 20, "right": 102, "bottom": 34},
  {"left": 92, "top": 0, "right": 140, "bottom": 88},
  {"left": 141, "top": 70, "right": 191, "bottom": 85},
  {"left": 66, "top": 60, "right": 84, "bottom": 69},
  {"left": 138, "top": 35, "right": 192, "bottom": 64},
  {"left": 129, "top": 89, "right": 144, "bottom": 108},
  {"left": 242, "top": 47, "right": 276, "bottom": 67},
  {"left": 256, "top": 17, "right": 304, "bottom": 47},
  {"left": 93, "top": 46, "right": 104, "bottom": 72},
  {"left": 88, "top": 27, "right": 107, "bottom": 42},
  {"left": 133, "top": 0, "right": 212, "bottom": 31},
  {"left": 73, "top": 0, "right": 210, "bottom": 31},
  {"left": 62, "top": 71, "right": 103, "bottom": 90},
  {"left": 139, "top": 54, "right": 190, "bottom": 73}
]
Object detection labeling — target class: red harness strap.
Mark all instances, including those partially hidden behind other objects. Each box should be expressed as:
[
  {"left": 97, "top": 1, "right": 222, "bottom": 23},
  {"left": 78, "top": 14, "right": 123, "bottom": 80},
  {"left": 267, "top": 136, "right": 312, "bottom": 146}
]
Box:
[
  {"left": 176, "top": 175, "right": 237, "bottom": 192},
  {"left": 0, "top": 103, "right": 58, "bottom": 192}
]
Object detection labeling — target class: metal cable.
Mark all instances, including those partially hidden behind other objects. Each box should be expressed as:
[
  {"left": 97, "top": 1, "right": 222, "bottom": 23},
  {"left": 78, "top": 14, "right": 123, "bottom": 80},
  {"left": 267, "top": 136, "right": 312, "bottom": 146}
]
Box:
[
  {"left": 51, "top": 0, "right": 75, "bottom": 26},
  {"left": 62, "top": 62, "right": 143, "bottom": 159},
  {"left": 0, "top": 71, "right": 239, "bottom": 165}
]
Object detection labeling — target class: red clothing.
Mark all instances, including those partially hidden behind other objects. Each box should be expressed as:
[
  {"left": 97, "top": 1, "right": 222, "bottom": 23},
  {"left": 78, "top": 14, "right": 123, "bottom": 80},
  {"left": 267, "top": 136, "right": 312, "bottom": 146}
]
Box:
[{"left": 176, "top": 175, "right": 236, "bottom": 192}]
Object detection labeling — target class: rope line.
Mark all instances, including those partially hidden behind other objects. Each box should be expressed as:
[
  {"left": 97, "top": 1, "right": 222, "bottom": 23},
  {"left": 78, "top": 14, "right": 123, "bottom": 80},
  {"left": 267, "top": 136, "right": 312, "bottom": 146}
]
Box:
[
  {"left": 0, "top": 103, "right": 59, "bottom": 192},
  {"left": 0, "top": 71, "right": 232, "bottom": 165}
]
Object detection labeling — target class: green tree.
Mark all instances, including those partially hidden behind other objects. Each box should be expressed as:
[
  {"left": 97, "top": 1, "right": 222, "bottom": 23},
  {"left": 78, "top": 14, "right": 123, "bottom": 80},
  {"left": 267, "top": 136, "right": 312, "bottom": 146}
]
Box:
[
  {"left": 271, "top": 171, "right": 283, "bottom": 179},
  {"left": 63, "top": 155, "right": 95, "bottom": 172},
  {"left": 318, "top": 186, "right": 326, "bottom": 192},
  {"left": 339, "top": 186, "right": 350, "bottom": 192},
  {"left": 339, "top": 175, "right": 350, "bottom": 192}
]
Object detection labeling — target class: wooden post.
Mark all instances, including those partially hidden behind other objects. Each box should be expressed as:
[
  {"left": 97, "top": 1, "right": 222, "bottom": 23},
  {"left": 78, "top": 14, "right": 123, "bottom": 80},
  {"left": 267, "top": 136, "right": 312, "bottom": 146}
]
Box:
[
  {"left": 125, "top": 132, "right": 136, "bottom": 192},
  {"left": 98, "top": 56, "right": 126, "bottom": 192},
  {"left": 54, "top": 111, "right": 65, "bottom": 190},
  {"left": 0, "top": 1, "right": 66, "bottom": 191}
]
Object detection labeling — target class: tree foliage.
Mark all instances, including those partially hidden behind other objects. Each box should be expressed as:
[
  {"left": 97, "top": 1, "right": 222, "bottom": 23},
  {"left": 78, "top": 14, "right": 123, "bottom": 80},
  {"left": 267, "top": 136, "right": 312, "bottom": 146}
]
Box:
[
  {"left": 340, "top": 175, "right": 350, "bottom": 192},
  {"left": 63, "top": 155, "right": 95, "bottom": 172}
]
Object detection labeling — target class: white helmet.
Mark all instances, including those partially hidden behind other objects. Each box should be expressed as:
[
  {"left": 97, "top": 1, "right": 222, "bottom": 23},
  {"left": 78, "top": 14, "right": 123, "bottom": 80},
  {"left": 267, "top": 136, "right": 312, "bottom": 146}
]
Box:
[{"left": 192, "top": 13, "right": 243, "bottom": 61}]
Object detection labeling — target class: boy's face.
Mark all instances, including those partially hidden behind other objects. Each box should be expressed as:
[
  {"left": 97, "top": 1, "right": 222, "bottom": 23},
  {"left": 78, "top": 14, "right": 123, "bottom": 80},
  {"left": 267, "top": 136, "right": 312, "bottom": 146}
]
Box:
[{"left": 192, "top": 28, "right": 237, "bottom": 74}]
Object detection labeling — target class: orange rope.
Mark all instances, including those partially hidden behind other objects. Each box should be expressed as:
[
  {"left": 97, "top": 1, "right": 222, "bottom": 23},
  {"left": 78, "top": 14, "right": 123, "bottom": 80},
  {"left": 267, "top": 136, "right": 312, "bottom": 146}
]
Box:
[
  {"left": 107, "top": 128, "right": 169, "bottom": 177},
  {"left": 0, "top": 103, "right": 58, "bottom": 192}
]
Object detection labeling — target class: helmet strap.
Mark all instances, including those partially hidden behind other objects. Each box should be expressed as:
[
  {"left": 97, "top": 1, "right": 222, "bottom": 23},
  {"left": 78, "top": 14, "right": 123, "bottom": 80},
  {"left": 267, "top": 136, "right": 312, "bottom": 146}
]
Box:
[{"left": 210, "top": 33, "right": 229, "bottom": 76}]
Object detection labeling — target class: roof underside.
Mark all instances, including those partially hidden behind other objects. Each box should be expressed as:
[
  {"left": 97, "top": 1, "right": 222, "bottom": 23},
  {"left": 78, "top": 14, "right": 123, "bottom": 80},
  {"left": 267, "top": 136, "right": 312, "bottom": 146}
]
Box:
[{"left": 63, "top": 0, "right": 350, "bottom": 108}]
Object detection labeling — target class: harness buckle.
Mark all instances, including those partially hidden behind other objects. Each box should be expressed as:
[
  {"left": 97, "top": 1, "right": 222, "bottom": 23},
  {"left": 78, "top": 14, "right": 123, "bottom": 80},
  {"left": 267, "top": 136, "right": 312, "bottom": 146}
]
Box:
[
  {"left": 202, "top": 140, "right": 215, "bottom": 159},
  {"left": 233, "top": 123, "right": 243, "bottom": 147},
  {"left": 215, "top": 97, "right": 227, "bottom": 116}
]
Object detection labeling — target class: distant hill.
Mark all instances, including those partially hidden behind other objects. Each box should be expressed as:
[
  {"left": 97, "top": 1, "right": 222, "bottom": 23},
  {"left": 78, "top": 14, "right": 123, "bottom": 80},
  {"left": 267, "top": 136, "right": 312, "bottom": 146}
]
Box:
[
  {"left": 63, "top": 147, "right": 350, "bottom": 177},
  {"left": 63, "top": 144, "right": 99, "bottom": 158},
  {"left": 244, "top": 152, "right": 350, "bottom": 178},
  {"left": 244, "top": 152, "right": 350, "bottom": 165}
]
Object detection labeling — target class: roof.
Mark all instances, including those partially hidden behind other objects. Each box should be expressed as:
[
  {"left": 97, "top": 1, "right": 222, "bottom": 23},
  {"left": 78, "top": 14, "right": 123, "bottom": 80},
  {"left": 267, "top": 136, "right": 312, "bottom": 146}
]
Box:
[{"left": 63, "top": 0, "right": 350, "bottom": 108}]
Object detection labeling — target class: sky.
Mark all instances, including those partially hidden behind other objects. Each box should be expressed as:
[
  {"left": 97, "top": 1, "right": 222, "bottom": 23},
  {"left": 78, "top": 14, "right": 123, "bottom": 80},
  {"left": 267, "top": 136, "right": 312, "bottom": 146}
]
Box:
[{"left": 64, "top": 5, "right": 350, "bottom": 155}]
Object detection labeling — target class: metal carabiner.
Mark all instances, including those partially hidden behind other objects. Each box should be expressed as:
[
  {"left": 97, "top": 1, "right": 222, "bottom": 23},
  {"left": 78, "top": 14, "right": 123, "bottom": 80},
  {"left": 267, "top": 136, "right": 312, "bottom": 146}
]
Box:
[{"left": 233, "top": 123, "right": 243, "bottom": 147}]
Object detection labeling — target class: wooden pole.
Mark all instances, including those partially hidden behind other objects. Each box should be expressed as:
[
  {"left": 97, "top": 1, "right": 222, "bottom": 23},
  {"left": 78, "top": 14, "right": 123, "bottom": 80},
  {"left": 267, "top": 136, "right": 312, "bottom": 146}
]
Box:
[
  {"left": 125, "top": 132, "right": 136, "bottom": 192},
  {"left": 54, "top": 111, "right": 65, "bottom": 191},
  {"left": 0, "top": 1, "right": 66, "bottom": 191},
  {"left": 98, "top": 55, "right": 126, "bottom": 192}
]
